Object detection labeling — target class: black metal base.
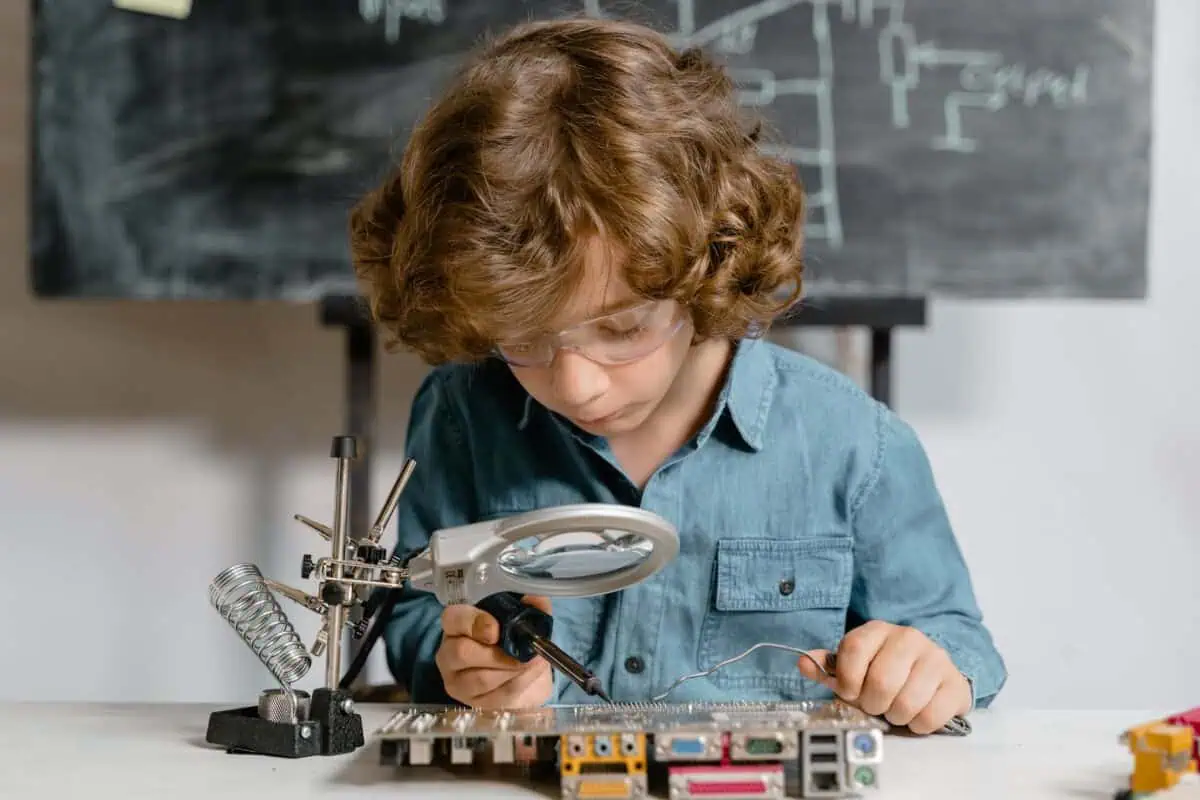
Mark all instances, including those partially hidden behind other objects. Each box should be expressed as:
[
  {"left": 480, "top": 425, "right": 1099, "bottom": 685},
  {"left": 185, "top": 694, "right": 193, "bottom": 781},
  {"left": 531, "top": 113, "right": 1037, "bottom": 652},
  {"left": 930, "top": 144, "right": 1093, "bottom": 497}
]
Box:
[{"left": 205, "top": 688, "right": 365, "bottom": 758}]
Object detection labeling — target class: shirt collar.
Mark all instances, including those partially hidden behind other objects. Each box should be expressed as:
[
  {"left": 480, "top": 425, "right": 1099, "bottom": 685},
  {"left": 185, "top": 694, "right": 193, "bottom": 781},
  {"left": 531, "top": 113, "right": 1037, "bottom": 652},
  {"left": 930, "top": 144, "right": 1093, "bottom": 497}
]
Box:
[
  {"left": 516, "top": 336, "right": 777, "bottom": 452},
  {"left": 715, "top": 335, "right": 772, "bottom": 450}
]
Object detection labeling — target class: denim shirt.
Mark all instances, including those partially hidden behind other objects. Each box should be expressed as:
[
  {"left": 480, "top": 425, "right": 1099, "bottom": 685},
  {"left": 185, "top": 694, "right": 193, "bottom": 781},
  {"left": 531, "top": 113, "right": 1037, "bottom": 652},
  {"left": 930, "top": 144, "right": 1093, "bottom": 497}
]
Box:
[{"left": 382, "top": 336, "right": 1007, "bottom": 711}]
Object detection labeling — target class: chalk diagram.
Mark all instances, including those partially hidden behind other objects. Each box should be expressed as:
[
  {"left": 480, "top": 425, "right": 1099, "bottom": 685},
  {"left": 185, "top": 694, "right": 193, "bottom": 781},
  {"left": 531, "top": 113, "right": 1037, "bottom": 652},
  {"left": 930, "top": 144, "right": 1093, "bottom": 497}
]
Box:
[
  {"left": 361, "top": 0, "right": 1091, "bottom": 251},
  {"left": 359, "top": 0, "right": 446, "bottom": 42}
]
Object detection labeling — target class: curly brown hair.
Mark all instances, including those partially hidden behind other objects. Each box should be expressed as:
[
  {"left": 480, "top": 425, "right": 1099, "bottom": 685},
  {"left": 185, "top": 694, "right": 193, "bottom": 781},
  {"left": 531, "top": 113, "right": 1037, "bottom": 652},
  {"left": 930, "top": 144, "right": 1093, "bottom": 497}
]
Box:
[{"left": 349, "top": 15, "right": 806, "bottom": 364}]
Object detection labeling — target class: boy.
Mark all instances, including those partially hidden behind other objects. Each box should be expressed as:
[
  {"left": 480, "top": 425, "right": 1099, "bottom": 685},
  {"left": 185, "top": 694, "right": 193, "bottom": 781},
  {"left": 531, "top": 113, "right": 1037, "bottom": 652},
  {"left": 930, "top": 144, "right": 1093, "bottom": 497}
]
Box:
[{"left": 349, "top": 16, "right": 1006, "bottom": 735}]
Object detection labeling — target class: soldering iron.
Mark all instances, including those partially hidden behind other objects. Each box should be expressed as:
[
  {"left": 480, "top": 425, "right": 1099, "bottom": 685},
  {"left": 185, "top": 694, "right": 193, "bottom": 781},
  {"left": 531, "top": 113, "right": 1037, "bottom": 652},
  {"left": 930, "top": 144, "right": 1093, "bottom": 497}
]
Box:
[{"left": 475, "top": 591, "right": 612, "bottom": 703}]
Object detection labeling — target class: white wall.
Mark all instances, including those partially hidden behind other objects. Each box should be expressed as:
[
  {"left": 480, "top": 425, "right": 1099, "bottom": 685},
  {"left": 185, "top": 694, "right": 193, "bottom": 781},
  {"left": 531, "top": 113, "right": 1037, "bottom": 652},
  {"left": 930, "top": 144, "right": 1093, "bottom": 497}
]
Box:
[{"left": 1, "top": 1, "right": 1195, "bottom": 711}]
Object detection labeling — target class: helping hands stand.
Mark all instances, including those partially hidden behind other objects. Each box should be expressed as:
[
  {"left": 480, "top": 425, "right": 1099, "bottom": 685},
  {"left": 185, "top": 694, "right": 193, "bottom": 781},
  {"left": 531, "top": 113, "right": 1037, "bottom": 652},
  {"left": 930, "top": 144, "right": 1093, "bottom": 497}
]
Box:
[
  {"left": 205, "top": 435, "right": 418, "bottom": 758},
  {"left": 204, "top": 435, "right": 681, "bottom": 758}
]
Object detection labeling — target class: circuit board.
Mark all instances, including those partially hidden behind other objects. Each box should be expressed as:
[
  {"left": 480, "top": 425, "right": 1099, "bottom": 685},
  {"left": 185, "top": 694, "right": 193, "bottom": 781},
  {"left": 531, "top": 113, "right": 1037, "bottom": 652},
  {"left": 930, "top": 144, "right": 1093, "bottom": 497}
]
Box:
[{"left": 376, "top": 701, "right": 886, "bottom": 799}]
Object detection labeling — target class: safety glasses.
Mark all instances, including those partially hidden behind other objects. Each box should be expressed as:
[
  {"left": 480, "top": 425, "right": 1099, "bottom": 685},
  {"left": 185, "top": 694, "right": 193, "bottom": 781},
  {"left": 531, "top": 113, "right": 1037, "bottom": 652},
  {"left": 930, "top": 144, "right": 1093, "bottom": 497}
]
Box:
[{"left": 495, "top": 299, "right": 685, "bottom": 368}]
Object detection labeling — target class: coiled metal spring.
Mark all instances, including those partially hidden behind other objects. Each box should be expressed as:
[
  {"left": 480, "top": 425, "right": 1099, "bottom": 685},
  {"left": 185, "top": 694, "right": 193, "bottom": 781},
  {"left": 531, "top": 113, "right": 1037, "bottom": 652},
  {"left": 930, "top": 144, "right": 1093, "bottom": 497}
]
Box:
[{"left": 209, "top": 563, "right": 312, "bottom": 719}]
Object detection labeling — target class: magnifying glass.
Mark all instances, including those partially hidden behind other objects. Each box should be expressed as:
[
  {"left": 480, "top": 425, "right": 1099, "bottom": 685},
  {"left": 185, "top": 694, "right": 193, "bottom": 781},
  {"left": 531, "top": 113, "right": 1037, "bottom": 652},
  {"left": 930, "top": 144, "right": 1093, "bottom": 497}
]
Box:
[
  {"left": 398, "top": 503, "right": 679, "bottom": 703},
  {"left": 404, "top": 502, "right": 680, "bottom": 604}
]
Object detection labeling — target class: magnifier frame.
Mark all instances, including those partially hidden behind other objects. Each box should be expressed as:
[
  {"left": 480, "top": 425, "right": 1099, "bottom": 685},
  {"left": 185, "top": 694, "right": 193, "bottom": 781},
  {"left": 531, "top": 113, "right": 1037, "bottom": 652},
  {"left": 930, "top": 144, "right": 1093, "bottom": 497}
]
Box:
[{"left": 405, "top": 503, "right": 680, "bottom": 605}]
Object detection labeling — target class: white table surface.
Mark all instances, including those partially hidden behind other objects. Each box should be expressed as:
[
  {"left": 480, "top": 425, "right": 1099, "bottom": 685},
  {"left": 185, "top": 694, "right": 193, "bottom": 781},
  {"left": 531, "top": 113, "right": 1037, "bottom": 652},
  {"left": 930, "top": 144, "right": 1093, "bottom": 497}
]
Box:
[{"left": 2, "top": 703, "right": 1197, "bottom": 800}]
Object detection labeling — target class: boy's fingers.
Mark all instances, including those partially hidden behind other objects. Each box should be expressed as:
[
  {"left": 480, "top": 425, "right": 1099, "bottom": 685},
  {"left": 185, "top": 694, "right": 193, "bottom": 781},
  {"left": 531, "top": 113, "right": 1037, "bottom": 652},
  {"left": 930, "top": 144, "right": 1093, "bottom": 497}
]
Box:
[
  {"left": 472, "top": 609, "right": 502, "bottom": 643},
  {"left": 452, "top": 657, "right": 547, "bottom": 701},
  {"left": 857, "top": 645, "right": 916, "bottom": 717},
  {"left": 833, "top": 622, "right": 893, "bottom": 702},
  {"left": 436, "top": 635, "right": 523, "bottom": 674},
  {"left": 908, "top": 680, "right": 962, "bottom": 736},
  {"left": 884, "top": 652, "right": 942, "bottom": 728},
  {"left": 457, "top": 658, "right": 552, "bottom": 709},
  {"left": 797, "top": 650, "right": 834, "bottom": 685},
  {"left": 477, "top": 658, "right": 551, "bottom": 704},
  {"left": 444, "top": 597, "right": 549, "bottom": 643},
  {"left": 451, "top": 666, "right": 520, "bottom": 700},
  {"left": 521, "top": 595, "right": 552, "bottom": 613},
  {"left": 441, "top": 605, "right": 499, "bottom": 644}
]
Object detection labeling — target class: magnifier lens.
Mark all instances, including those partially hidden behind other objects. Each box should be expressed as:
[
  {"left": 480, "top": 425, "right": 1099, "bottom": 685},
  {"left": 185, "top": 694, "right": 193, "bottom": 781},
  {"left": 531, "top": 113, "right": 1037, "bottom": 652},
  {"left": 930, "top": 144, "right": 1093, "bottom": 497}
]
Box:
[
  {"left": 480, "top": 504, "right": 679, "bottom": 598},
  {"left": 497, "top": 530, "right": 654, "bottom": 580}
]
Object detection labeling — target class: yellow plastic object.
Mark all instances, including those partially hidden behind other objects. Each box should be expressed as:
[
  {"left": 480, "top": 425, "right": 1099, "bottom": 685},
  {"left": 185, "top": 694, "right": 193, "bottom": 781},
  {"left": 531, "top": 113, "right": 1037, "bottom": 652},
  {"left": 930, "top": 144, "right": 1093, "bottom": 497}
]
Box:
[
  {"left": 1119, "top": 721, "right": 1197, "bottom": 795},
  {"left": 560, "top": 733, "right": 648, "bottom": 775}
]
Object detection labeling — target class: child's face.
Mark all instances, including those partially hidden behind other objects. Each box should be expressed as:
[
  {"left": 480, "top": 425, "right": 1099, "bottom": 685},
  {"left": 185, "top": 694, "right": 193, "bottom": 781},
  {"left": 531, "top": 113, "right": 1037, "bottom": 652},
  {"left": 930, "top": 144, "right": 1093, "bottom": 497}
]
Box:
[{"left": 498, "top": 237, "right": 693, "bottom": 438}]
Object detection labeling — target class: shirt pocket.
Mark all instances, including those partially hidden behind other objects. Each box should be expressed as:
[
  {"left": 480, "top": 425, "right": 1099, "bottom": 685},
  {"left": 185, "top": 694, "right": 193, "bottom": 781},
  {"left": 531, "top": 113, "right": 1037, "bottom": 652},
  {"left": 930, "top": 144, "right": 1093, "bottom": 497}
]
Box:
[{"left": 697, "top": 537, "right": 852, "bottom": 698}]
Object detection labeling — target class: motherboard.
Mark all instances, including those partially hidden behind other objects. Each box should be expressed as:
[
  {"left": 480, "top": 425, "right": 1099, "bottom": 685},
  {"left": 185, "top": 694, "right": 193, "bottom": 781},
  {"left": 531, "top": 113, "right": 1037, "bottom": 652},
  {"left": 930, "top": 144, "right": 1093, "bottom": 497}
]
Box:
[{"left": 376, "top": 701, "right": 886, "bottom": 799}]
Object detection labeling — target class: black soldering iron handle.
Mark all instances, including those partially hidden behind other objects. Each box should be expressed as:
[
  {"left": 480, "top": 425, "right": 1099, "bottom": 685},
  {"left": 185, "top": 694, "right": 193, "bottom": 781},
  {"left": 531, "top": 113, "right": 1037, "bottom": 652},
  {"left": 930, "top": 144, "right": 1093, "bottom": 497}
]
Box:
[{"left": 475, "top": 591, "right": 553, "bottom": 663}]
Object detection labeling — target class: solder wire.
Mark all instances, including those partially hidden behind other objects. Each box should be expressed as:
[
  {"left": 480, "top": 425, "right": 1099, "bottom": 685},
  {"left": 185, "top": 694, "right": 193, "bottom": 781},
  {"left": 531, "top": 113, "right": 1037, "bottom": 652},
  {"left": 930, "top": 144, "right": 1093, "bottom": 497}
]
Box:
[
  {"left": 650, "top": 643, "right": 831, "bottom": 702},
  {"left": 649, "top": 641, "right": 972, "bottom": 736}
]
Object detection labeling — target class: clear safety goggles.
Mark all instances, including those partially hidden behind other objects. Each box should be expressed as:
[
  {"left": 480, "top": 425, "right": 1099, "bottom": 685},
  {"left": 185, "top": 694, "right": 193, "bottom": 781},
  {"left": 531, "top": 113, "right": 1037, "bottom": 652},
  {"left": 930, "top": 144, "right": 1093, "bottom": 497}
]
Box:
[{"left": 495, "top": 299, "right": 685, "bottom": 368}]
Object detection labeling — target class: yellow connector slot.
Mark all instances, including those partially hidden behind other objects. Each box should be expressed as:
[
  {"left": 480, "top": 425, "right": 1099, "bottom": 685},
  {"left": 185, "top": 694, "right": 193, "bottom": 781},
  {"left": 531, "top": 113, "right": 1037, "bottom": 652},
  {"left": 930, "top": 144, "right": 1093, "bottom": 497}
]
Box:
[{"left": 577, "top": 777, "right": 633, "bottom": 798}]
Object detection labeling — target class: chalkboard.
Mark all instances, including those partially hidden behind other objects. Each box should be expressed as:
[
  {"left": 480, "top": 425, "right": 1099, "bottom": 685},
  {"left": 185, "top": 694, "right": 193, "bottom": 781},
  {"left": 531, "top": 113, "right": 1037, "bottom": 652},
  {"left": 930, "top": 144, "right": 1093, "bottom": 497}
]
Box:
[{"left": 30, "top": 0, "right": 1153, "bottom": 301}]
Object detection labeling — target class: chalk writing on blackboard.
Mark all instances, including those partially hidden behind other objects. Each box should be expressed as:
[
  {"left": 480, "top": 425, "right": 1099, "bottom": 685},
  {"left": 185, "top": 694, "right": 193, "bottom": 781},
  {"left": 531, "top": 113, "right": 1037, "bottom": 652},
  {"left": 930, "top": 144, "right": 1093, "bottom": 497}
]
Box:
[
  {"left": 28, "top": 0, "right": 1151, "bottom": 301},
  {"left": 572, "top": 0, "right": 1090, "bottom": 248},
  {"left": 359, "top": 0, "right": 446, "bottom": 43}
]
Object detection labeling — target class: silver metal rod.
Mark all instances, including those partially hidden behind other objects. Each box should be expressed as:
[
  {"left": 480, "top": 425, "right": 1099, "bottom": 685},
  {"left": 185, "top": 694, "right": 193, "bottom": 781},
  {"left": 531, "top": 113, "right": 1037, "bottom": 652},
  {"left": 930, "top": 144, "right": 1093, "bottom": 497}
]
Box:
[
  {"left": 325, "top": 611, "right": 345, "bottom": 688},
  {"left": 264, "top": 579, "right": 327, "bottom": 614},
  {"left": 294, "top": 514, "right": 333, "bottom": 541},
  {"left": 326, "top": 451, "right": 352, "bottom": 688},
  {"left": 369, "top": 458, "right": 416, "bottom": 543}
]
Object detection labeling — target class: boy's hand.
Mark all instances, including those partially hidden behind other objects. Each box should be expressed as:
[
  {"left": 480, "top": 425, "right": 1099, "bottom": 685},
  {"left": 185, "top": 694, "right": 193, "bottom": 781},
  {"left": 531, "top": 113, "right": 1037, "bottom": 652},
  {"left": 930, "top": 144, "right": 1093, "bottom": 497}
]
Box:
[
  {"left": 797, "top": 620, "right": 971, "bottom": 735},
  {"left": 435, "top": 595, "right": 554, "bottom": 709}
]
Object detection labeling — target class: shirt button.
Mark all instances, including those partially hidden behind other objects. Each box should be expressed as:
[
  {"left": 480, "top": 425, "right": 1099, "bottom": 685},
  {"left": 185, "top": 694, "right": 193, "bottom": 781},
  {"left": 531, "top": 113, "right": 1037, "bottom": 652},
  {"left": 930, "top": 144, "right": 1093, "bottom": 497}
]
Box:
[
  {"left": 624, "top": 656, "right": 644, "bottom": 674},
  {"left": 779, "top": 579, "right": 795, "bottom": 596}
]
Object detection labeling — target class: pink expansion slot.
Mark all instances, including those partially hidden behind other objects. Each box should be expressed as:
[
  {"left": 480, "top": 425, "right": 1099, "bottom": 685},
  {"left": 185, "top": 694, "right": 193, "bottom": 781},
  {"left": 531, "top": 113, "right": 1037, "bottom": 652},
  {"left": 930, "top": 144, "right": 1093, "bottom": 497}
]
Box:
[
  {"left": 685, "top": 780, "right": 767, "bottom": 795},
  {"left": 670, "top": 763, "right": 783, "bottom": 796}
]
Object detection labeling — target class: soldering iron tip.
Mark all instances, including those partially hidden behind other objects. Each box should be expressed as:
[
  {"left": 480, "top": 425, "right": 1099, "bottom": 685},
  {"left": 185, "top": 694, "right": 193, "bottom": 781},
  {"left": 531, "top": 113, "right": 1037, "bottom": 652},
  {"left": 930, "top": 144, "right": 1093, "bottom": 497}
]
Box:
[{"left": 581, "top": 675, "right": 613, "bottom": 703}]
